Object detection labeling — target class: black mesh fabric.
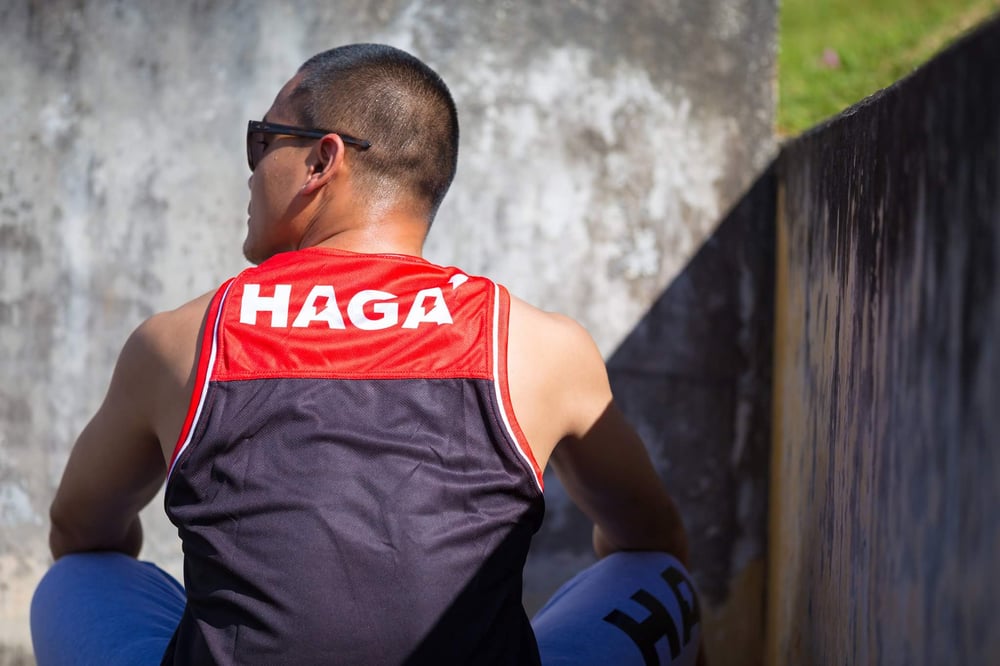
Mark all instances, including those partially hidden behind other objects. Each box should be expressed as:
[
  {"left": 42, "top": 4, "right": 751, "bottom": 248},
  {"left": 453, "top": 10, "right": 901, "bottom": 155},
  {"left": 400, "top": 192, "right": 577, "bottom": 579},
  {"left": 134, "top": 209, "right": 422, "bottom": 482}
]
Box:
[{"left": 163, "top": 377, "right": 543, "bottom": 665}]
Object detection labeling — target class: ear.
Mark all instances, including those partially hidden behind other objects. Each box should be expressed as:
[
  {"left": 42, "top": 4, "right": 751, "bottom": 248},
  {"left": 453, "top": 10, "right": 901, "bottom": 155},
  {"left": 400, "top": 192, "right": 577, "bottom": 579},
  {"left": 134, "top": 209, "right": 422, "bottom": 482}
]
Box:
[{"left": 300, "top": 134, "right": 346, "bottom": 195}]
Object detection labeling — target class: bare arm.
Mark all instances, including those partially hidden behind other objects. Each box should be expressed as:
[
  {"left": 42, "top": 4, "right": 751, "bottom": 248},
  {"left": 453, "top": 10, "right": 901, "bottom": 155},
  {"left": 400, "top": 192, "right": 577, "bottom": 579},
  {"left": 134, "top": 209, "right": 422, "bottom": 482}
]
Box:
[
  {"left": 551, "top": 402, "right": 689, "bottom": 563},
  {"left": 48, "top": 293, "right": 211, "bottom": 560},
  {"left": 507, "top": 299, "right": 689, "bottom": 563},
  {"left": 49, "top": 320, "right": 168, "bottom": 559}
]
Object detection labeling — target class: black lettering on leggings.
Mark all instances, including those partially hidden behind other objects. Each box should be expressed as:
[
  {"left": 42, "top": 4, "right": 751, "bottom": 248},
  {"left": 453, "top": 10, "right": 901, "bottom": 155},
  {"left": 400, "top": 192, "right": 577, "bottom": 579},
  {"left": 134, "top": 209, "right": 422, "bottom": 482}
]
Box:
[
  {"left": 661, "top": 565, "right": 700, "bottom": 644},
  {"left": 602, "top": 564, "right": 701, "bottom": 665},
  {"left": 603, "top": 589, "right": 680, "bottom": 665}
]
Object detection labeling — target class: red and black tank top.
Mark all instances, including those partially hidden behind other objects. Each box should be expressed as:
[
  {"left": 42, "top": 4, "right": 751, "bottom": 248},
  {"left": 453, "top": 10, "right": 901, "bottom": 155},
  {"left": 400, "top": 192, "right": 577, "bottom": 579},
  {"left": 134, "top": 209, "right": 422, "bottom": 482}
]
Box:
[{"left": 162, "top": 247, "right": 545, "bottom": 665}]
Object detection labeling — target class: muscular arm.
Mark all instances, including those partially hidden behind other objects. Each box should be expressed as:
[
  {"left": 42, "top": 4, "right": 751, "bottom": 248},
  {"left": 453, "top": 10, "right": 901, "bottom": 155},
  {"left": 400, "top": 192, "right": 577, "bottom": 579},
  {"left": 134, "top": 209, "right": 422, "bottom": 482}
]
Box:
[
  {"left": 49, "top": 293, "right": 211, "bottom": 560},
  {"left": 49, "top": 321, "right": 168, "bottom": 559},
  {"left": 507, "top": 298, "right": 689, "bottom": 563},
  {"left": 551, "top": 403, "right": 689, "bottom": 563}
]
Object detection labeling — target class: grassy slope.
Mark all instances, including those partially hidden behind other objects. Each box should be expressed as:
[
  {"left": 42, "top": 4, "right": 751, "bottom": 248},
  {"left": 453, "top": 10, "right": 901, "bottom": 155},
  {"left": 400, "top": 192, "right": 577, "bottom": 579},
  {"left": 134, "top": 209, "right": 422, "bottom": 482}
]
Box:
[{"left": 778, "top": 0, "right": 1000, "bottom": 135}]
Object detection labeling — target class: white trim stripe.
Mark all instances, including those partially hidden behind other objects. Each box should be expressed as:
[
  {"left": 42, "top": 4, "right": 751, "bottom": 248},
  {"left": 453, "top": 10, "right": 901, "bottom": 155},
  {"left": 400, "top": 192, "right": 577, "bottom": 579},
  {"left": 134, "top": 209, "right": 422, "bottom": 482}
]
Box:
[
  {"left": 167, "top": 281, "right": 234, "bottom": 481},
  {"left": 491, "top": 283, "right": 543, "bottom": 493}
]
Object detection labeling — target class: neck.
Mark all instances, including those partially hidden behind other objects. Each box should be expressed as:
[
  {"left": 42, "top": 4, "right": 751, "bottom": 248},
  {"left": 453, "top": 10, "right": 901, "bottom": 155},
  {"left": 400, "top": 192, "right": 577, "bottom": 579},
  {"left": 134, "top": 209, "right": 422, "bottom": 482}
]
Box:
[{"left": 297, "top": 209, "right": 429, "bottom": 257}]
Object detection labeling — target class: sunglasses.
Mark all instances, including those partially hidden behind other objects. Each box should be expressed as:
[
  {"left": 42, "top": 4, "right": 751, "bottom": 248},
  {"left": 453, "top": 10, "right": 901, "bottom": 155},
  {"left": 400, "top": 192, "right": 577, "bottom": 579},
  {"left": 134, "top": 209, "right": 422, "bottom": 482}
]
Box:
[{"left": 246, "top": 120, "right": 372, "bottom": 171}]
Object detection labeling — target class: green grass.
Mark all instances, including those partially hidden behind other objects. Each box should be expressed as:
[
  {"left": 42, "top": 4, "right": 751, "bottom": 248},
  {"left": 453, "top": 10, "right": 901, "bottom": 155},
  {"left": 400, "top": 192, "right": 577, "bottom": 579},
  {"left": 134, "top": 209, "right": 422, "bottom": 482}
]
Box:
[{"left": 778, "top": 0, "right": 999, "bottom": 135}]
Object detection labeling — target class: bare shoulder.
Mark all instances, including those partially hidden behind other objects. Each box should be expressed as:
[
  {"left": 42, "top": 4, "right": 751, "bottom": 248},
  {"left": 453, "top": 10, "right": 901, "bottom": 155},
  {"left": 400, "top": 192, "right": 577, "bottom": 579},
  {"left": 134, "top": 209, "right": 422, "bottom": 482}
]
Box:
[
  {"left": 136, "top": 291, "right": 214, "bottom": 354},
  {"left": 118, "top": 291, "right": 217, "bottom": 459},
  {"left": 121, "top": 291, "right": 214, "bottom": 380},
  {"left": 506, "top": 294, "right": 612, "bottom": 469},
  {"left": 507, "top": 295, "right": 594, "bottom": 347}
]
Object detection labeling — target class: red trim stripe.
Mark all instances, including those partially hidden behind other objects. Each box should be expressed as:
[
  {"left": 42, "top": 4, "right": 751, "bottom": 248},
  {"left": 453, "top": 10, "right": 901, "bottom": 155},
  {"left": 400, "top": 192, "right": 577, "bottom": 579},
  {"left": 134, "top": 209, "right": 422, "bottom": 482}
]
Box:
[
  {"left": 492, "top": 284, "right": 543, "bottom": 491},
  {"left": 167, "top": 279, "right": 234, "bottom": 474}
]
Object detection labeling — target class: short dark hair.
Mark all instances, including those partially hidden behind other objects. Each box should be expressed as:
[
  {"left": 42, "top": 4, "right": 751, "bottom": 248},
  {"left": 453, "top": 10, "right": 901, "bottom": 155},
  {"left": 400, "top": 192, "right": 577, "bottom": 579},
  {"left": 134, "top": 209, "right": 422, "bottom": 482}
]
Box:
[{"left": 290, "top": 44, "right": 459, "bottom": 222}]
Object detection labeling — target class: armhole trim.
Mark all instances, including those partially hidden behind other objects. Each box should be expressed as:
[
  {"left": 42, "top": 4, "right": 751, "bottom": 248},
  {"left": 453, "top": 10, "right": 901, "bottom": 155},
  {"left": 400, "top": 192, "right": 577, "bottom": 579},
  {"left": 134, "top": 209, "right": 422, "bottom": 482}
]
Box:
[
  {"left": 491, "top": 283, "right": 544, "bottom": 492},
  {"left": 167, "top": 279, "right": 235, "bottom": 479}
]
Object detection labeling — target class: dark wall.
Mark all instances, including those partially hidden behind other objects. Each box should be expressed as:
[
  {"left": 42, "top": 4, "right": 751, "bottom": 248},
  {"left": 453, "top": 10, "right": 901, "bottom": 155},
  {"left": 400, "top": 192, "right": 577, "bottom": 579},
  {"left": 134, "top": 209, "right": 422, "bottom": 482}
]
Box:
[{"left": 768, "top": 16, "right": 1000, "bottom": 665}]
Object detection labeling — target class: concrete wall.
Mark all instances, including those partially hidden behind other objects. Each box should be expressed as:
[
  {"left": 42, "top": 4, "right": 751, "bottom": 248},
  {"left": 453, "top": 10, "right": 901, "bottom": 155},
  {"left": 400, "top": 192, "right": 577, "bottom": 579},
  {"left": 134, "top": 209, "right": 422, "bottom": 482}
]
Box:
[
  {"left": 0, "top": 0, "right": 776, "bottom": 659},
  {"left": 768, "top": 17, "right": 1000, "bottom": 665}
]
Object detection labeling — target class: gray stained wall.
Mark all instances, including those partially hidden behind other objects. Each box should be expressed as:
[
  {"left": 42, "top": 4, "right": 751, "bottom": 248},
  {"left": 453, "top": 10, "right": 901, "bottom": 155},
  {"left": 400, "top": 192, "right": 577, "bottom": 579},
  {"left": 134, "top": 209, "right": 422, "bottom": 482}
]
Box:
[
  {"left": 0, "top": 0, "right": 776, "bottom": 658},
  {"left": 768, "top": 17, "right": 1000, "bottom": 666}
]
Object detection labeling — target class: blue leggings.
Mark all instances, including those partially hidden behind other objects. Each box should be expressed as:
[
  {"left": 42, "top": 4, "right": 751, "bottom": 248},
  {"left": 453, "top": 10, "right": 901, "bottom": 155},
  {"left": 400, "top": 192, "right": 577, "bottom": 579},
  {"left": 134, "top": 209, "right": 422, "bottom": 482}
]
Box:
[{"left": 32, "top": 551, "right": 700, "bottom": 665}]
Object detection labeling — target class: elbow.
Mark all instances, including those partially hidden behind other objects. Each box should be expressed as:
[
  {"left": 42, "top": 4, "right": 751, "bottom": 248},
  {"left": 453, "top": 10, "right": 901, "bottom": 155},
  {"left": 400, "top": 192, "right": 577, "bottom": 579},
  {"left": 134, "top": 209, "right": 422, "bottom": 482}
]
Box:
[
  {"left": 48, "top": 505, "right": 76, "bottom": 560},
  {"left": 592, "top": 506, "right": 691, "bottom": 566},
  {"left": 647, "top": 495, "right": 690, "bottom": 565},
  {"left": 48, "top": 495, "right": 95, "bottom": 560},
  {"left": 593, "top": 527, "right": 690, "bottom": 567},
  {"left": 653, "top": 504, "right": 690, "bottom": 566},
  {"left": 48, "top": 501, "right": 143, "bottom": 560},
  {"left": 48, "top": 499, "right": 98, "bottom": 560},
  {"left": 662, "top": 526, "right": 690, "bottom": 567}
]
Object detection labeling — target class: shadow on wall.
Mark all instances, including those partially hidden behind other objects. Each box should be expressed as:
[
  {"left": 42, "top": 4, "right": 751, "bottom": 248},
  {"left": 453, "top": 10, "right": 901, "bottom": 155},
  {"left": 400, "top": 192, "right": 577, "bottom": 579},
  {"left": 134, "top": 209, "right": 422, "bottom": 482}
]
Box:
[
  {"left": 525, "top": 166, "right": 776, "bottom": 666},
  {"left": 608, "top": 165, "right": 775, "bottom": 606}
]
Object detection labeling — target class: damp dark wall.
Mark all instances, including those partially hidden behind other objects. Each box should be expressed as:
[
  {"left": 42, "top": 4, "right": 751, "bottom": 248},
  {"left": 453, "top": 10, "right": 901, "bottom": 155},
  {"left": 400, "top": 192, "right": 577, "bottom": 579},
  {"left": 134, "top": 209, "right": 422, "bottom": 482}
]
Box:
[{"left": 768, "top": 17, "right": 1000, "bottom": 665}]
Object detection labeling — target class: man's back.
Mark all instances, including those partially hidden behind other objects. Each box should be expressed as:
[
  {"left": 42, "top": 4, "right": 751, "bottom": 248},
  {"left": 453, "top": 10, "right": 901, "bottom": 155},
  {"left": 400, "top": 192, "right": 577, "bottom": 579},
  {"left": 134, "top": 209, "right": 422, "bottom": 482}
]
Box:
[
  {"left": 36, "top": 43, "right": 697, "bottom": 666},
  {"left": 163, "top": 248, "right": 544, "bottom": 664}
]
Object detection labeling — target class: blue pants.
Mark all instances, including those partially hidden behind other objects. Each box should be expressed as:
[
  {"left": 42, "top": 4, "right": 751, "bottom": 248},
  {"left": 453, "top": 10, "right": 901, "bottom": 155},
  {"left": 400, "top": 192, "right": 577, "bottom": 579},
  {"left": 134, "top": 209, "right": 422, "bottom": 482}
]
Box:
[
  {"left": 30, "top": 554, "right": 186, "bottom": 665},
  {"left": 32, "top": 551, "right": 700, "bottom": 665}
]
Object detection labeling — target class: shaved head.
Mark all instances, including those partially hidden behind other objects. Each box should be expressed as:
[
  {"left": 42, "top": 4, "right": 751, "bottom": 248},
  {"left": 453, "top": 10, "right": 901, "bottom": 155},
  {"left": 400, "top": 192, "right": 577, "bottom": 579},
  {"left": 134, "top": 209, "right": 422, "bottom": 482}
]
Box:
[{"left": 289, "top": 44, "right": 459, "bottom": 222}]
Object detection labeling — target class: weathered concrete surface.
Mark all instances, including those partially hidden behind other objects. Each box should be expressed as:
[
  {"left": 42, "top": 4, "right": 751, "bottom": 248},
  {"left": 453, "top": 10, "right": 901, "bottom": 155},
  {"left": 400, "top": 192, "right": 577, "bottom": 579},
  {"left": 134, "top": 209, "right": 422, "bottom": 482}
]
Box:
[
  {"left": 0, "top": 0, "right": 776, "bottom": 657},
  {"left": 768, "top": 17, "right": 1000, "bottom": 666}
]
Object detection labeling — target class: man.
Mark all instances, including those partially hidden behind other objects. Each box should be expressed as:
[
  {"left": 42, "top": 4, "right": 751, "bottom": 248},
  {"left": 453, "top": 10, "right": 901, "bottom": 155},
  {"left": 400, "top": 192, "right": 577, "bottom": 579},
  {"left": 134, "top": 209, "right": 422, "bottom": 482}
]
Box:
[{"left": 32, "top": 44, "right": 700, "bottom": 665}]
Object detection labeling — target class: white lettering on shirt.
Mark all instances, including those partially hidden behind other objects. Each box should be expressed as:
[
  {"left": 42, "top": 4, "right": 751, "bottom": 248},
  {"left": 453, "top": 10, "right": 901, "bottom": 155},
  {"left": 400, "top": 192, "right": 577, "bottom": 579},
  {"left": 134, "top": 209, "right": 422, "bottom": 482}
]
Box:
[
  {"left": 292, "top": 285, "right": 346, "bottom": 329},
  {"left": 402, "top": 288, "right": 453, "bottom": 329},
  {"left": 240, "top": 284, "right": 292, "bottom": 327},
  {"left": 240, "top": 283, "right": 456, "bottom": 330},
  {"left": 347, "top": 290, "right": 399, "bottom": 330}
]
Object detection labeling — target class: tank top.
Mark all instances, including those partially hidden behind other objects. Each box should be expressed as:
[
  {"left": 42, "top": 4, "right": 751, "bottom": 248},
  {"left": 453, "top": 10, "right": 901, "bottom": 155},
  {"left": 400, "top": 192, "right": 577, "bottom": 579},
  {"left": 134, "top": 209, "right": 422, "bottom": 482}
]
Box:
[{"left": 162, "top": 247, "right": 545, "bottom": 664}]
